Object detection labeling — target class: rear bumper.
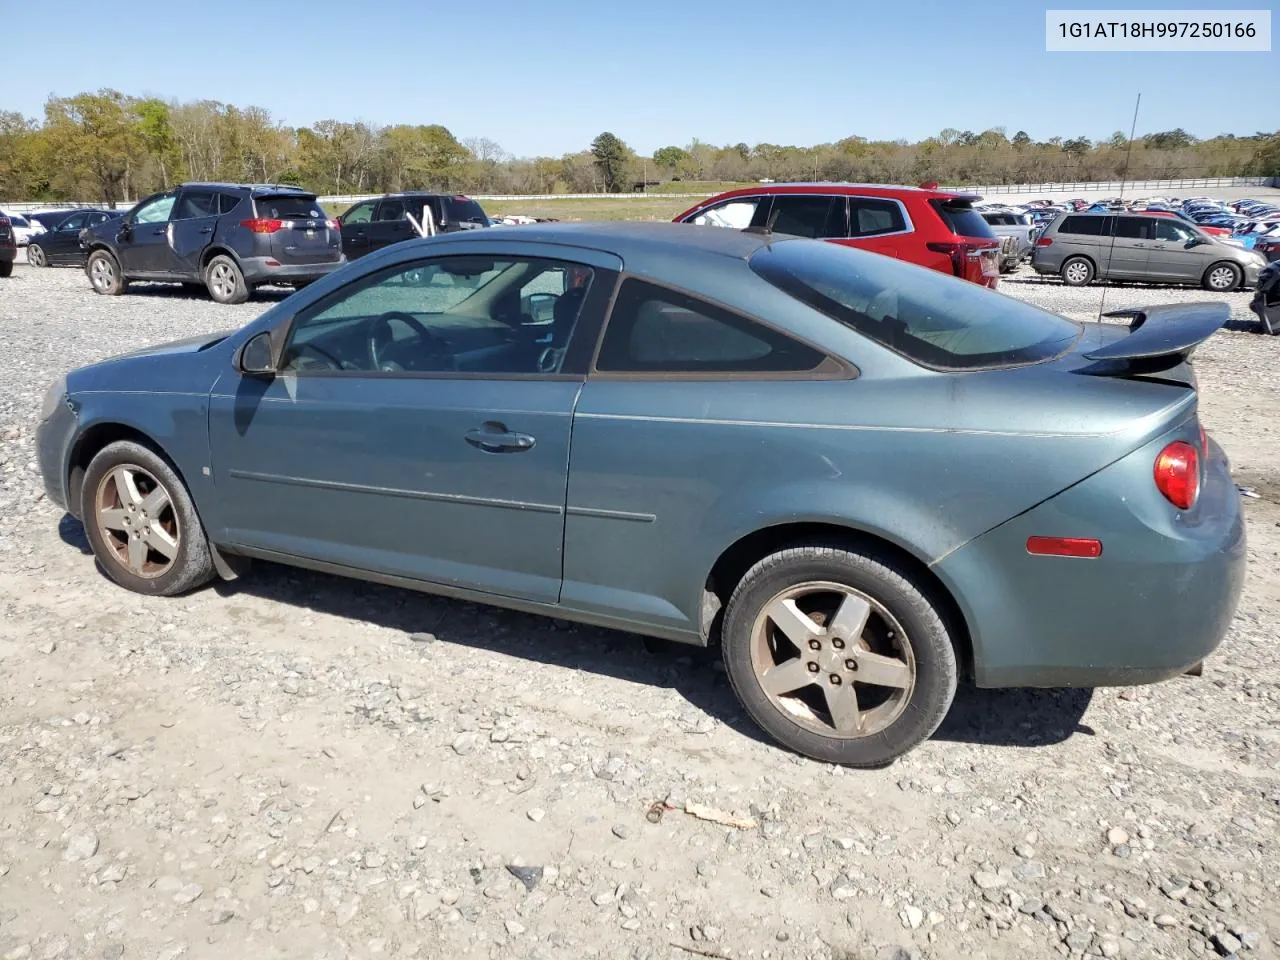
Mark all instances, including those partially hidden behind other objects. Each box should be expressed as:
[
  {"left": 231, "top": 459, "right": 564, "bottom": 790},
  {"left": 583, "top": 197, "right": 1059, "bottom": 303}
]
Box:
[
  {"left": 239, "top": 256, "right": 345, "bottom": 285},
  {"left": 936, "top": 429, "right": 1246, "bottom": 688}
]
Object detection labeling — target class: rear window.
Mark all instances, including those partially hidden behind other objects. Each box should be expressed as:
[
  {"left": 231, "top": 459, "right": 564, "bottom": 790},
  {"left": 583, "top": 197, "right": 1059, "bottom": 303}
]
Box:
[
  {"left": 254, "top": 195, "right": 323, "bottom": 220},
  {"left": 443, "top": 196, "right": 487, "bottom": 225},
  {"left": 1058, "top": 215, "right": 1109, "bottom": 236},
  {"left": 750, "top": 240, "right": 1080, "bottom": 371},
  {"left": 929, "top": 200, "right": 995, "bottom": 239}
]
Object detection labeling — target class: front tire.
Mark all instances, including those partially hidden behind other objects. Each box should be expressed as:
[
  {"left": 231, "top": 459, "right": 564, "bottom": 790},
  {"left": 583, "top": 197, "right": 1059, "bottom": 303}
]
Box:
[
  {"left": 205, "top": 255, "right": 248, "bottom": 304},
  {"left": 1060, "top": 256, "right": 1095, "bottom": 286},
  {"left": 27, "top": 243, "right": 47, "bottom": 267},
  {"left": 80, "top": 441, "right": 214, "bottom": 596},
  {"left": 1202, "top": 261, "right": 1241, "bottom": 292},
  {"left": 721, "top": 543, "right": 958, "bottom": 767},
  {"left": 87, "top": 250, "right": 126, "bottom": 295}
]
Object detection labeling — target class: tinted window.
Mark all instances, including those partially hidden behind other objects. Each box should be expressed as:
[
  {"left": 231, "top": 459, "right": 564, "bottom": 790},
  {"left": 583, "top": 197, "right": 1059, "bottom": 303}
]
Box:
[
  {"left": 281, "top": 256, "right": 594, "bottom": 376},
  {"left": 219, "top": 193, "right": 244, "bottom": 215},
  {"left": 8, "top": 215, "right": 29, "bottom": 228},
  {"left": 133, "top": 195, "right": 175, "bottom": 225},
  {"left": 174, "top": 190, "right": 217, "bottom": 220},
  {"left": 30, "top": 212, "right": 70, "bottom": 229},
  {"left": 686, "top": 197, "right": 765, "bottom": 229},
  {"left": 376, "top": 199, "right": 406, "bottom": 221},
  {"left": 1154, "top": 219, "right": 1196, "bottom": 242},
  {"left": 596, "top": 279, "right": 825, "bottom": 374},
  {"left": 88, "top": 212, "right": 111, "bottom": 225},
  {"left": 56, "top": 213, "right": 87, "bottom": 232},
  {"left": 768, "top": 195, "right": 845, "bottom": 239},
  {"left": 342, "top": 200, "right": 376, "bottom": 224},
  {"left": 1058, "top": 215, "right": 1108, "bottom": 236},
  {"left": 929, "top": 200, "right": 995, "bottom": 239},
  {"left": 442, "top": 196, "right": 487, "bottom": 226},
  {"left": 1114, "top": 217, "right": 1153, "bottom": 240},
  {"left": 751, "top": 240, "right": 1079, "bottom": 371},
  {"left": 255, "top": 195, "right": 323, "bottom": 220},
  {"left": 849, "top": 198, "right": 907, "bottom": 237}
]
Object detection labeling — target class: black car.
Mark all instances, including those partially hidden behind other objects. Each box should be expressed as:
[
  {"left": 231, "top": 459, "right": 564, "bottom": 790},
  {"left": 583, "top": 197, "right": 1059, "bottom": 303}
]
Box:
[
  {"left": 0, "top": 214, "right": 15, "bottom": 277},
  {"left": 80, "top": 183, "right": 345, "bottom": 304},
  {"left": 26, "top": 208, "right": 125, "bottom": 268},
  {"left": 337, "top": 193, "right": 488, "bottom": 260}
]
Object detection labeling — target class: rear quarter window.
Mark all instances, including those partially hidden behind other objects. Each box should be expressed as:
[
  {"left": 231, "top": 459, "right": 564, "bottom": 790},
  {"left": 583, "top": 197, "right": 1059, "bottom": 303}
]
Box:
[
  {"left": 750, "top": 239, "right": 1080, "bottom": 371},
  {"left": 1058, "top": 216, "right": 1108, "bottom": 236}
]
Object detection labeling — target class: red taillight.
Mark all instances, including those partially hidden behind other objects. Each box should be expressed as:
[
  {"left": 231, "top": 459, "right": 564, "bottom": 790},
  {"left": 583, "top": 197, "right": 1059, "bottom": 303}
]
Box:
[
  {"left": 926, "top": 240, "right": 997, "bottom": 282},
  {"left": 1036, "top": 237, "right": 1053, "bottom": 247},
  {"left": 1154, "top": 441, "right": 1200, "bottom": 510},
  {"left": 240, "top": 218, "right": 283, "bottom": 234},
  {"left": 327, "top": 219, "right": 340, "bottom": 231},
  {"left": 1026, "top": 536, "right": 1103, "bottom": 558}
]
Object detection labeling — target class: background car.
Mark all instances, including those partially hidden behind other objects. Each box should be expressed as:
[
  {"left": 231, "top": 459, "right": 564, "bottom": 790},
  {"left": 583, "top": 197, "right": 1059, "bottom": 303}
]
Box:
[
  {"left": 35, "top": 223, "right": 1244, "bottom": 767},
  {"left": 0, "top": 214, "right": 15, "bottom": 277},
  {"left": 0, "top": 211, "right": 45, "bottom": 246},
  {"left": 979, "top": 209, "right": 1036, "bottom": 271},
  {"left": 25, "top": 208, "right": 123, "bottom": 267},
  {"left": 80, "top": 183, "right": 344, "bottom": 303},
  {"left": 1032, "top": 212, "right": 1264, "bottom": 290},
  {"left": 337, "top": 193, "right": 490, "bottom": 260},
  {"left": 674, "top": 183, "right": 1003, "bottom": 288}
]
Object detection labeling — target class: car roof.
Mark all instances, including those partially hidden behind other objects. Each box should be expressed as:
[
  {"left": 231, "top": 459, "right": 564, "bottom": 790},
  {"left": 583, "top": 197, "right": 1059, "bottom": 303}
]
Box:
[
  {"left": 690, "top": 182, "right": 981, "bottom": 202},
  {"left": 177, "top": 182, "right": 314, "bottom": 196},
  {"left": 415, "top": 220, "right": 779, "bottom": 260}
]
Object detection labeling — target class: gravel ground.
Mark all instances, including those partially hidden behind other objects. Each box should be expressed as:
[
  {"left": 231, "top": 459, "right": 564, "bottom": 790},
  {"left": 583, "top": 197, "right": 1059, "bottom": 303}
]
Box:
[{"left": 0, "top": 260, "right": 1277, "bottom": 960}]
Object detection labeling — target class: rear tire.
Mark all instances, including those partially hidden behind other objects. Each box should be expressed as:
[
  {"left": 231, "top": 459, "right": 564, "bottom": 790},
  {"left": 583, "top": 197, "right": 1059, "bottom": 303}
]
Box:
[
  {"left": 0, "top": 260, "right": 12, "bottom": 278},
  {"left": 721, "top": 542, "right": 958, "bottom": 766},
  {"left": 80, "top": 440, "right": 214, "bottom": 597},
  {"left": 205, "top": 255, "right": 248, "bottom": 305},
  {"left": 1060, "top": 256, "right": 1094, "bottom": 286},
  {"left": 27, "top": 243, "right": 47, "bottom": 267},
  {"left": 87, "top": 249, "right": 126, "bottom": 295},
  {"left": 1202, "top": 261, "right": 1241, "bottom": 292}
]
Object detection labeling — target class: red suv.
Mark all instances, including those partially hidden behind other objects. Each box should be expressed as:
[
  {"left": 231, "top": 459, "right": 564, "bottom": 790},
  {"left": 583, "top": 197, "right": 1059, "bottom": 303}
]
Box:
[{"left": 674, "top": 183, "right": 1002, "bottom": 288}]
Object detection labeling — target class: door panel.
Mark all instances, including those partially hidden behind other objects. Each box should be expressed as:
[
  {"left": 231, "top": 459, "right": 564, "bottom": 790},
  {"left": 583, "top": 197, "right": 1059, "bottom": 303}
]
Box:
[
  {"left": 117, "top": 193, "right": 177, "bottom": 275},
  {"left": 368, "top": 199, "right": 416, "bottom": 253},
  {"left": 1147, "top": 221, "right": 1209, "bottom": 281},
  {"left": 168, "top": 189, "right": 220, "bottom": 275},
  {"left": 207, "top": 375, "right": 579, "bottom": 602},
  {"left": 1106, "top": 217, "right": 1152, "bottom": 278}
]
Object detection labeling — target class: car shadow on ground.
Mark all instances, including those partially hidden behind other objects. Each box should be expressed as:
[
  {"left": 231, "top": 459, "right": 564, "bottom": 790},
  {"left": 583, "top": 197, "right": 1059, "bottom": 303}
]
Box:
[
  {"left": 118, "top": 283, "right": 293, "bottom": 303},
  {"left": 58, "top": 514, "right": 1094, "bottom": 755}
]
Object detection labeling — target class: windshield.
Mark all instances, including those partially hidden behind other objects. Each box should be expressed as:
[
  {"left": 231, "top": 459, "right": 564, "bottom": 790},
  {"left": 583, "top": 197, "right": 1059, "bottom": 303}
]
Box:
[
  {"left": 254, "top": 195, "right": 324, "bottom": 220},
  {"left": 750, "top": 240, "right": 1080, "bottom": 370}
]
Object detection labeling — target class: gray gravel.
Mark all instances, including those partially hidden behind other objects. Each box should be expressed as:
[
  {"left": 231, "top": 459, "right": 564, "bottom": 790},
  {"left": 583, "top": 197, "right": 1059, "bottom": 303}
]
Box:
[{"left": 0, "top": 261, "right": 1277, "bottom": 960}]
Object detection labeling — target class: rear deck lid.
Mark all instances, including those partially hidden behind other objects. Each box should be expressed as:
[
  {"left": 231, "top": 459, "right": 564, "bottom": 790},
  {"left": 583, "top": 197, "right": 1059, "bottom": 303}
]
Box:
[{"left": 252, "top": 193, "right": 341, "bottom": 264}]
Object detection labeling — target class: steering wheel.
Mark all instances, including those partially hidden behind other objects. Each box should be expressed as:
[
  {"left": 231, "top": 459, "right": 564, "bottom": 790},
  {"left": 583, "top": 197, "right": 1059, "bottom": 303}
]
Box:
[
  {"left": 287, "top": 341, "right": 345, "bottom": 371},
  {"left": 367, "top": 311, "right": 455, "bottom": 371}
]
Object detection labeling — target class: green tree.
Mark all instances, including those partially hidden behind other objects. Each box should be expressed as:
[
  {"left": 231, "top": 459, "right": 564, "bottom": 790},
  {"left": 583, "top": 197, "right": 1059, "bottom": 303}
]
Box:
[
  {"left": 1143, "top": 128, "right": 1195, "bottom": 150},
  {"left": 590, "top": 131, "right": 629, "bottom": 192},
  {"left": 134, "top": 98, "right": 180, "bottom": 189},
  {"left": 1012, "top": 130, "right": 1031, "bottom": 148},
  {"left": 42, "top": 90, "right": 142, "bottom": 203},
  {"left": 652, "top": 145, "right": 688, "bottom": 170}
]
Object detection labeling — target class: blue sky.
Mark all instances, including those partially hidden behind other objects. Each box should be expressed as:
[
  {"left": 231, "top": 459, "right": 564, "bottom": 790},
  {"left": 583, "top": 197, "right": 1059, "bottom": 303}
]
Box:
[{"left": 5, "top": 0, "right": 1275, "bottom": 157}]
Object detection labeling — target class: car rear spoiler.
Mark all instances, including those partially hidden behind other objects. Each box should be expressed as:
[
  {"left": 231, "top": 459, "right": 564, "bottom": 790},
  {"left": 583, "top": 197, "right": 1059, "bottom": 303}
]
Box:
[{"left": 1083, "top": 302, "right": 1229, "bottom": 361}]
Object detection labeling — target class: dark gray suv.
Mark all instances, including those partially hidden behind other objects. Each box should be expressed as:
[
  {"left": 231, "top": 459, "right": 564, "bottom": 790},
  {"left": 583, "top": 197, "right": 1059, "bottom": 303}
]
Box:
[{"left": 81, "top": 183, "right": 345, "bottom": 304}]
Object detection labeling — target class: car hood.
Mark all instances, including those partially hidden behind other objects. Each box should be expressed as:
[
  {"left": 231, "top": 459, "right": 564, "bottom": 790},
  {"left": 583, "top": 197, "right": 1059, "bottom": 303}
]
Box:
[{"left": 103, "top": 331, "right": 235, "bottom": 363}]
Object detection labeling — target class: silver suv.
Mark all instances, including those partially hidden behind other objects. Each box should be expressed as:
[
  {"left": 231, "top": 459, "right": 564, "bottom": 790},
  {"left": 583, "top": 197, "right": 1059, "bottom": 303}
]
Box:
[
  {"left": 1031, "top": 212, "right": 1263, "bottom": 291},
  {"left": 980, "top": 210, "right": 1035, "bottom": 272}
]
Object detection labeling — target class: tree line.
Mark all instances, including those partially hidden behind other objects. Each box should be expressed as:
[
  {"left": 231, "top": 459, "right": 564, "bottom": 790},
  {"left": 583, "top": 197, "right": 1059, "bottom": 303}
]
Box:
[{"left": 1, "top": 90, "right": 1277, "bottom": 205}]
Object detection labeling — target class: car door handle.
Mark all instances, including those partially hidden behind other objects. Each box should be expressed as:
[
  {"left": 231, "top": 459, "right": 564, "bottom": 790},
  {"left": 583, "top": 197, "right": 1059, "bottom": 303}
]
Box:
[
  {"left": 465, "top": 424, "right": 535, "bottom": 453},
  {"left": 151, "top": 228, "right": 166, "bottom": 235},
  {"left": 199, "top": 227, "right": 213, "bottom": 235}
]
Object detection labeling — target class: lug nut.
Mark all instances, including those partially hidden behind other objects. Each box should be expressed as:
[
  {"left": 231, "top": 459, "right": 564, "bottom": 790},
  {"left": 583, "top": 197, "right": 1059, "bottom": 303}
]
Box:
[
  {"left": 808, "top": 639, "right": 821, "bottom": 650},
  {"left": 845, "top": 659, "right": 857, "bottom": 671},
  {"left": 832, "top": 638, "right": 845, "bottom": 649},
  {"left": 807, "top": 662, "right": 819, "bottom": 673},
  {"left": 829, "top": 674, "right": 841, "bottom": 685}
]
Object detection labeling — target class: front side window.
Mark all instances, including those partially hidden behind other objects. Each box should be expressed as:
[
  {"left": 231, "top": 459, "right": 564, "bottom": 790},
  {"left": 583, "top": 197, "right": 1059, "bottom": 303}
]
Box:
[
  {"left": 751, "top": 239, "right": 1080, "bottom": 371},
  {"left": 133, "top": 194, "right": 175, "bottom": 225},
  {"left": 768, "top": 195, "right": 845, "bottom": 239},
  {"left": 280, "top": 256, "right": 595, "bottom": 376},
  {"left": 173, "top": 191, "right": 217, "bottom": 220},
  {"left": 595, "top": 279, "right": 825, "bottom": 374},
  {"left": 849, "top": 198, "right": 907, "bottom": 237},
  {"left": 685, "top": 197, "right": 764, "bottom": 230},
  {"left": 57, "top": 213, "right": 87, "bottom": 232},
  {"left": 1154, "top": 220, "right": 1195, "bottom": 242}
]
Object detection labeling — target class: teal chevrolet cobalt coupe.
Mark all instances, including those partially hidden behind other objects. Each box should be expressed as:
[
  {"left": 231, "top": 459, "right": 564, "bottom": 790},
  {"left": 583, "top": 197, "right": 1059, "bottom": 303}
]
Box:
[{"left": 36, "top": 223, "right": 1245, "bottom": 766}]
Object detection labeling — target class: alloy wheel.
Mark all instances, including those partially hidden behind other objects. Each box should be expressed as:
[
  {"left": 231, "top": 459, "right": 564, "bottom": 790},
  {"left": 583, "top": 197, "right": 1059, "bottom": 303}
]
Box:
[
  {"left": 94, "top": 465, "right": 180, "bottom": 579},
  {"left": 209, "top": 262, "right": 235, "bottom": 299},
  {"left": 749, "top": 581, "right": 915, "bottom": 738},
  {"left": 90, "top": 255, "right": 114, "bottom": 290},
  {"left": 28, "top": 245, "right": 46, "bottom": 267}
]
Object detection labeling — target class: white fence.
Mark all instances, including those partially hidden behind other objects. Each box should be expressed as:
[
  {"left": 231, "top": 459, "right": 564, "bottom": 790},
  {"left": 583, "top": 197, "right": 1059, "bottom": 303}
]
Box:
[{"left": 5, "top": 176, "right": 1275, "bottom": 214}]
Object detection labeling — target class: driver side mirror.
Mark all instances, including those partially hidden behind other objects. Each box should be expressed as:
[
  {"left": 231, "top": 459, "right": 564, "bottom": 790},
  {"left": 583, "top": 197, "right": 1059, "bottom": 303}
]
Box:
[
  {"left": 239, "top": 331, "right": 277, "bottom": 376},
  {"left": 1185, "top": 237, "right": 1208, "bottom": 248}
]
